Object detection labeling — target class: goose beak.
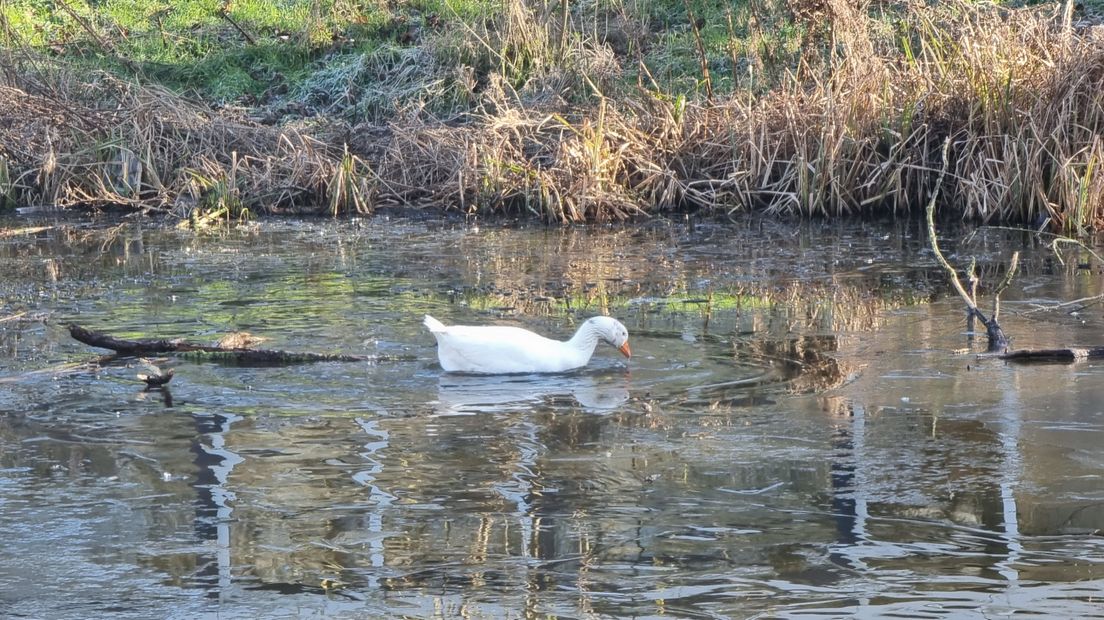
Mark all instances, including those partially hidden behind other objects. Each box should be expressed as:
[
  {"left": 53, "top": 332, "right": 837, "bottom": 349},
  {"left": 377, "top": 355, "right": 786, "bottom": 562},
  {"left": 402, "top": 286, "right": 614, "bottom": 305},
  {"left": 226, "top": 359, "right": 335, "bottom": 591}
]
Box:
[{"left": 618, "top": 341, "right": 632, "bottom": 358}]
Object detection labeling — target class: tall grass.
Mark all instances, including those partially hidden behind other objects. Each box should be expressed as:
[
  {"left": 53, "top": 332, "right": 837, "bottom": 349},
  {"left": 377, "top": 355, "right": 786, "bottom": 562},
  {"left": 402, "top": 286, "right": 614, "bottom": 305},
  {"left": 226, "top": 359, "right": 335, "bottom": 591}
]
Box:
[
  {"left": 0, "top": 1, "right": 1102, "bottom": 229},
  {"left": 356, "top": 1, "right": 1104, "bottom": 227},
  {"left": 0, "top": 62, "right": 347, "bottom": 217}
]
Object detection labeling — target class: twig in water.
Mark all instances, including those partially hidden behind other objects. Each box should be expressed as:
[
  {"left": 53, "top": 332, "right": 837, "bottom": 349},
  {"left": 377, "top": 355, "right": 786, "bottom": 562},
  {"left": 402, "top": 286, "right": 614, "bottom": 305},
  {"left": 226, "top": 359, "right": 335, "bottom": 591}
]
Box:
[
  {"left": 925, "top": 137, "right": 1014, "bottom": 352},
  {"left": 1023, "top": 293, "right": 1104, "bottom": 315}
]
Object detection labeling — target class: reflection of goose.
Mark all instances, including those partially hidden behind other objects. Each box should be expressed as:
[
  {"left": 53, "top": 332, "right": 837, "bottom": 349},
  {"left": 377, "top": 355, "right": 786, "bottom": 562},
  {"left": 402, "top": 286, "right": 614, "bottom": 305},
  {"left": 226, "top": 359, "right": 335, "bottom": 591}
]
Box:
[
  {"left": 424, "top": 314, "right": 631, "bottom": 374},
  {"left": 433, "top": 374, "right": 629, "bottom": 416}
]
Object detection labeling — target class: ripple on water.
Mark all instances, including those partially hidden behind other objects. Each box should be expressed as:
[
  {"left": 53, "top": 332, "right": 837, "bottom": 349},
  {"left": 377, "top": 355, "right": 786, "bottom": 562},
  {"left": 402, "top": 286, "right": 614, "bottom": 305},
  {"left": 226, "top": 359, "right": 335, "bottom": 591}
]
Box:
[{"left": 3, "top": 218, "right": 1104, "bottom": 618}]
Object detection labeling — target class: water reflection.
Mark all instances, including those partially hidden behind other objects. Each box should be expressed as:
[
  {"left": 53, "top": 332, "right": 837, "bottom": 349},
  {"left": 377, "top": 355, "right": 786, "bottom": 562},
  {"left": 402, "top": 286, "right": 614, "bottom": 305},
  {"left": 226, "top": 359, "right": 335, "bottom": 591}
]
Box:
[
  {"left": 431, "top": 373, "right": 630, "bottom": 416},
  {"left": 3, "top": 218, "right": 1104, "bottom": 618},
  {"left": 190, "top": 412, "right": 243, "bottom": 598}
]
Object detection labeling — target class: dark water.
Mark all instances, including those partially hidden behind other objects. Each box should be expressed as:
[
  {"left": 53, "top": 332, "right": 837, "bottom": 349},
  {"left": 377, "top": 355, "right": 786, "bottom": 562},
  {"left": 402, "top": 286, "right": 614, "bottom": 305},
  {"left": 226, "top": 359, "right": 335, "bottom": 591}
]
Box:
[{"left": 2, "top": 216, "right": 1104, "bottom": 619}]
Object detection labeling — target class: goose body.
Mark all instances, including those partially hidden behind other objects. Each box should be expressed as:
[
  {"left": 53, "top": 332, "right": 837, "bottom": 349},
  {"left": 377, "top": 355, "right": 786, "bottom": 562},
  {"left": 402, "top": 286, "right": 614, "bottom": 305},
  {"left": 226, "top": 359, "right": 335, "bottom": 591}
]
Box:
[{"left": 424, "top": 314, "right": 631, "bottom": 374}]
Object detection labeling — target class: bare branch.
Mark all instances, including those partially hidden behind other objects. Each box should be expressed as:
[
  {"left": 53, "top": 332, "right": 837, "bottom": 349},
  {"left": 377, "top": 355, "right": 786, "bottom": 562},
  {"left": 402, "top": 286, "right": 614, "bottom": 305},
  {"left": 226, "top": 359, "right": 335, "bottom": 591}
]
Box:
[{"left": 926, "top": 138, "right": 979, "bottom": 314}]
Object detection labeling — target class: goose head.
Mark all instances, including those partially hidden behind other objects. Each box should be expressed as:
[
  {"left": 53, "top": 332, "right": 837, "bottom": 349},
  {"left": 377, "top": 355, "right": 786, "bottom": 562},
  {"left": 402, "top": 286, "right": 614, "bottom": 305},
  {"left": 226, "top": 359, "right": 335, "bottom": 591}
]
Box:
[{"left": 584, "top": 316, "right": 631, "bottom": 358}]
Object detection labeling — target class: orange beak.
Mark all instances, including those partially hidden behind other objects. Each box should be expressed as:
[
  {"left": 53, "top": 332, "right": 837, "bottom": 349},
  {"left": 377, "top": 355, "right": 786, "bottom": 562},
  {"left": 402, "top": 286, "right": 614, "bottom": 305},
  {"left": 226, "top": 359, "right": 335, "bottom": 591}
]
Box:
[{"left": 618, "top": 341, "right": 632, "bottom": 358}]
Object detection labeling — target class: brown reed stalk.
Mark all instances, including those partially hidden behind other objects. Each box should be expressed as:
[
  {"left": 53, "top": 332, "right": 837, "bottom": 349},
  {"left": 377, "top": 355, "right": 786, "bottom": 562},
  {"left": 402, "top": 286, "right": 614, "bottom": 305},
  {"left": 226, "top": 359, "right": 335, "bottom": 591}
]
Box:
[
  {"left": 682, "top": 0, "right": 713, "bottom": 101},
  {"left": 0, "top": 1, "right": 1102, "bottom": 227}
]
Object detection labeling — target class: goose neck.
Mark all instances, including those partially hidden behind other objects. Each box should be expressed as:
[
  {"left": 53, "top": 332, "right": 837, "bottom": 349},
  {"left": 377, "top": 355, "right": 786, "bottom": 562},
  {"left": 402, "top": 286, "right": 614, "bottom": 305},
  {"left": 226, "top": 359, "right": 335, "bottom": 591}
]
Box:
[{"left": 567, "top": 322, "right": 601, "bottom": 352}]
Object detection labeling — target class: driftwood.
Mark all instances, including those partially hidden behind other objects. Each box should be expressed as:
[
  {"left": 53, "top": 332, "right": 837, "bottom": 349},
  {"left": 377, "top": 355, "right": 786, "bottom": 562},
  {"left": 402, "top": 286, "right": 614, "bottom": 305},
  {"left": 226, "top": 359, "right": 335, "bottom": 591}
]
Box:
[
  {"left": 67, "top": 324, "right": 375, "bottom": 365},
  {"left": 999, "top": 348, "right": 1104, "bottom": 363}
]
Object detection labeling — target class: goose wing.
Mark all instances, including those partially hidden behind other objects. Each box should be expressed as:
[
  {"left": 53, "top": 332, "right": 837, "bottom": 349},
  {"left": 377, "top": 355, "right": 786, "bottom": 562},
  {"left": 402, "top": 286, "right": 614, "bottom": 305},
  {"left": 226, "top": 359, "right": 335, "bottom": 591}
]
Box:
[{"left": 427, "top": 320, "right": 584, "bottom": 373}]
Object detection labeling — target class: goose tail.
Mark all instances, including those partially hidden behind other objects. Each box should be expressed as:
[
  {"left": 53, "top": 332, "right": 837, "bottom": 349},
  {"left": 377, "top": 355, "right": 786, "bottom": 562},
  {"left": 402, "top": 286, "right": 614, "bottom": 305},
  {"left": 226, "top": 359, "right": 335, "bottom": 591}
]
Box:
[{"left": 423, "top": 315, "right": 447, "bottom": 333}]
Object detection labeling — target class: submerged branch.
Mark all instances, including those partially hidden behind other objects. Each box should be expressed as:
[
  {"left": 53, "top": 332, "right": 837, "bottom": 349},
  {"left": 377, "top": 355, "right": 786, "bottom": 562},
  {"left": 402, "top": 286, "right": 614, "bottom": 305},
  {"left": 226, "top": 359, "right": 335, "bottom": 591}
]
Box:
[
  {"left": 992, "top": 252, "right": 1020, "bottom": 298},
  {"left": 1024, "top": 293, "right": 1104, "bottom": 315},
  {"left": 926, "top": 139, "right": 976, "bottom": 312},
  {"left": 1049, "top": 236, "right": 1104, "bottom": 267},
  {"left": 67, "top": 324, "right": 381, "bottom": 365},
  {"left": 925, "top": 138, "right": 1010, "bottom": 352},
  {"left": 1000, "top": 348, "right": 1104, "bottom": 363},
  {"left": 990, "top": 251, "right": 1020, "bottom": 323}
]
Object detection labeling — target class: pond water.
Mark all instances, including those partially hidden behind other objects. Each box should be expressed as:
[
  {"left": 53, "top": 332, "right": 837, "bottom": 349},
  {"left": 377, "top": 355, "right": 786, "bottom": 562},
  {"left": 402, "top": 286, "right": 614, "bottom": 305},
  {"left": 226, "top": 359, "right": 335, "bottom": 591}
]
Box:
[{"left": 2, "top": 215, "right": 1104, "bottom": 619}]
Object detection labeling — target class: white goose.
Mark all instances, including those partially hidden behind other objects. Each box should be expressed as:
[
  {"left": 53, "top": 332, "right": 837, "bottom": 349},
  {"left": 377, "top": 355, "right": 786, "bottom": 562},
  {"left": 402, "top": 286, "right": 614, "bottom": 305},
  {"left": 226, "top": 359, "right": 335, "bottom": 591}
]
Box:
[{"left": 424, "top": 314, "right": 631, "bottom": 374}]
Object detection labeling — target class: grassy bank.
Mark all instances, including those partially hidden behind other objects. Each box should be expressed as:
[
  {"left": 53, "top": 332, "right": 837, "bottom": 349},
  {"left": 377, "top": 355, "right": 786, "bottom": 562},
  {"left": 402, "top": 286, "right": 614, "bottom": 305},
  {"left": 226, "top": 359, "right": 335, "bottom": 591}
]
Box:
[{"left": 0, "top": 1, "right": 1102, "bottom": 231}]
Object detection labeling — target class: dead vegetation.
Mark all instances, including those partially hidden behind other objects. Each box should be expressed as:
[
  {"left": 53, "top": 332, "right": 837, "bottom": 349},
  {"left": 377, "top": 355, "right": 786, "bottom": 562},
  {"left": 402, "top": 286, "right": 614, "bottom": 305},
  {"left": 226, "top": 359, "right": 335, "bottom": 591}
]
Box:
[
  {"left": 0, "top": 56, "right": 368, "bottom": 219},
  {"left": 0, "top": 2, "right": 1102, "bottom": 228}
]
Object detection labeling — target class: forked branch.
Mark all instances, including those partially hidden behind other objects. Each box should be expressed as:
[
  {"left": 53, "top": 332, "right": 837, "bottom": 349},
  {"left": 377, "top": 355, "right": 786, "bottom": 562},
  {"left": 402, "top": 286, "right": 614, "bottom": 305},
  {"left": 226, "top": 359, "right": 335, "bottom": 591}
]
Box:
[{"left": 925, "top": 138, "right": 1014, "bottom": 352}]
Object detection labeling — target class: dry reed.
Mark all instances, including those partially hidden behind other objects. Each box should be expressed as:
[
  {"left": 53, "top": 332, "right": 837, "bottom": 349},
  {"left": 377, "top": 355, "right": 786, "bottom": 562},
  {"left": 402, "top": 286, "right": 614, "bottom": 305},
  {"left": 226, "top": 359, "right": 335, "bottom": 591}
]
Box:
[
  {"left": 354, "top": 1, "right": 1104, "bottom": 228},
  {"left": 0, "top": 1, "right": 1102, "bottom": 229},
  {"left": 0, "top": 55, "right": 362, "bottom": 219}
]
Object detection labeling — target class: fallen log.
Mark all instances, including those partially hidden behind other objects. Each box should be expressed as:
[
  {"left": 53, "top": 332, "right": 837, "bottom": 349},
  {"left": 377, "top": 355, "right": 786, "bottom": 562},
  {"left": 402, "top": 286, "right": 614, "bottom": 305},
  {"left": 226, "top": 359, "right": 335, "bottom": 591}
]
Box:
[
  {"left": 67, "top": 323, "right": 384, "bottom": 365},
  {"left": 999, "top": 348, "right": 1104, "bottom": 363}
]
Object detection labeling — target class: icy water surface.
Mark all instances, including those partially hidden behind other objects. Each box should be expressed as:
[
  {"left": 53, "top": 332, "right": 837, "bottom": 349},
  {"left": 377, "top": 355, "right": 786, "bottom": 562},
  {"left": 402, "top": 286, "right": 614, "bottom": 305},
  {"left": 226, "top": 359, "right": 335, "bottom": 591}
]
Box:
[{"left": 2, "top": 216, "right": 1104, "bottom": 619}]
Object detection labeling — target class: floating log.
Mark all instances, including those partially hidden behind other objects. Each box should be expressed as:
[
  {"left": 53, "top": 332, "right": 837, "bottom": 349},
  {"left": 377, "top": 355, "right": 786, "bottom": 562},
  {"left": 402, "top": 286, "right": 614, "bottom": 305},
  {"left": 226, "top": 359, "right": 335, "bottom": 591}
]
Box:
[
  {"left": 999, "top": 348, "right": 1104, "bottom": 363},
  {"left": 67, "top": 323, "right": 379, "bottom": 365}
]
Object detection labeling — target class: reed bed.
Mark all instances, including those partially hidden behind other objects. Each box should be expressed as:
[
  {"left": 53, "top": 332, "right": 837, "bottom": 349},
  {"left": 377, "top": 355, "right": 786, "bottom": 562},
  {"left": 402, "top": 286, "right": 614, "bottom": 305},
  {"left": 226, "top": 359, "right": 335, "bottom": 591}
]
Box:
[
  {"left": 0, "top": 56, "right": 371, "bottom": 218},
  {"left": 0, "top": 1, "right": 1102, "bottom": 230}
]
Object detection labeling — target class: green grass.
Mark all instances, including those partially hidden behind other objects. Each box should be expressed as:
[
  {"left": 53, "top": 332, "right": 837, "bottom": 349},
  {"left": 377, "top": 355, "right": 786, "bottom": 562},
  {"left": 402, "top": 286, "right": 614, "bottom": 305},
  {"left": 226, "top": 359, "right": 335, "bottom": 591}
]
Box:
[
  {"left": 0, "top": 0, "right": 813, "bottom": 108},
  {"left": 1, "top": 0, "right": 1065, "bottom": 113},
  {"left": 0, "top": 0, "right": 423, "bottom": 103}
]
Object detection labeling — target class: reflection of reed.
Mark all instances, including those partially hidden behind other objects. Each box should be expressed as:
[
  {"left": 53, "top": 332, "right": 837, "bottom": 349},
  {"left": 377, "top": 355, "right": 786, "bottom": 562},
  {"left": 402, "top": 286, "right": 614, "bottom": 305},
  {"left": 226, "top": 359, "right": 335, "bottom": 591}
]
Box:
[
  {"left": 661, "top": 334, "right": 855, "bottom": 410},
  {"left": 445, "top": 228, "right": 932, "bottom": 341},
  {"left": 734, "top": 335, "right": 858, "bottom": 395},
  {"left": 9, "top": 221, "right": 1104, "bottom": 615}
]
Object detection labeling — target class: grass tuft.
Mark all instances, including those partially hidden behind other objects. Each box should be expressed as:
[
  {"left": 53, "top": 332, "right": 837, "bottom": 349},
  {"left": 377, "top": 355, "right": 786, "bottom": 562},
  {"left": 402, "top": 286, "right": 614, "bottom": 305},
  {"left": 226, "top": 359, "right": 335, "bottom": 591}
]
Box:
[{"left": 0, "top": 1, "right": 1103, "bottom": 228}]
